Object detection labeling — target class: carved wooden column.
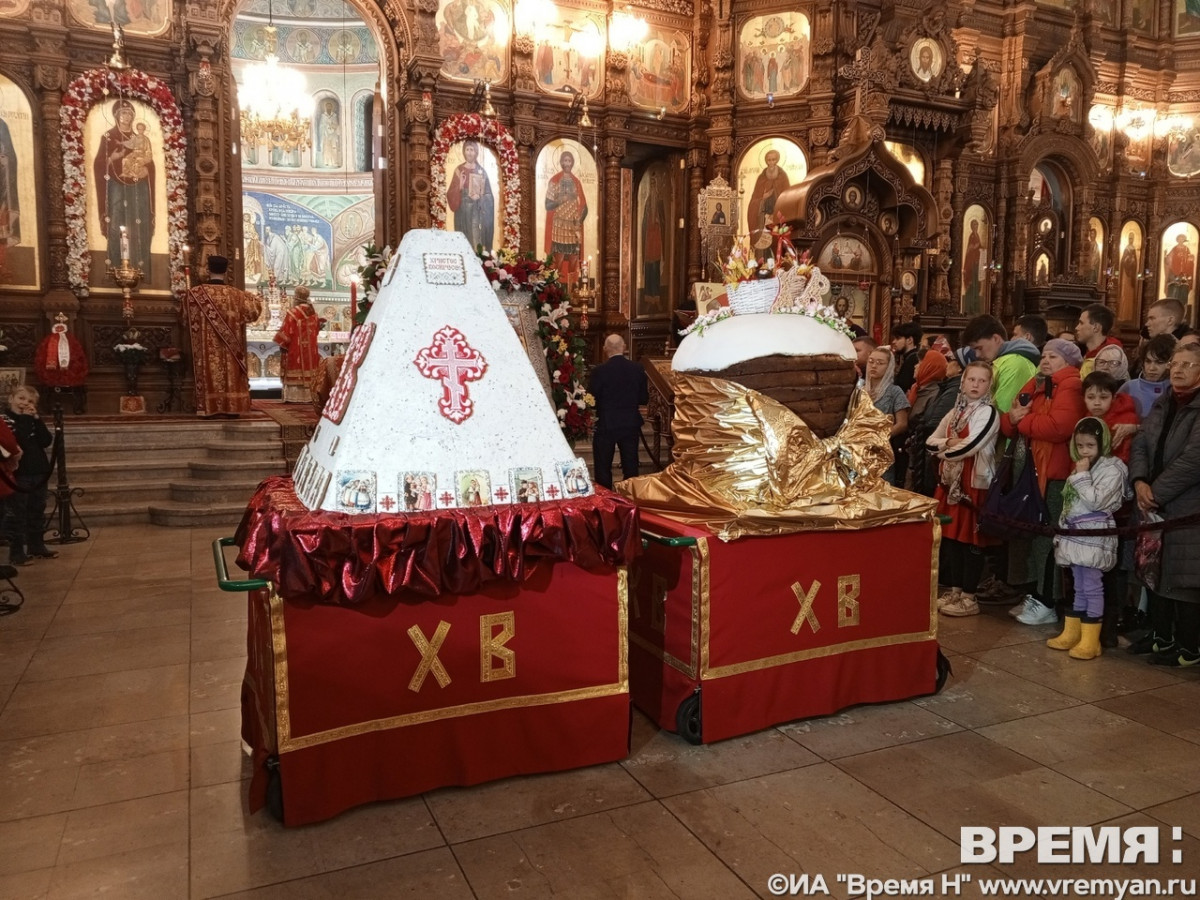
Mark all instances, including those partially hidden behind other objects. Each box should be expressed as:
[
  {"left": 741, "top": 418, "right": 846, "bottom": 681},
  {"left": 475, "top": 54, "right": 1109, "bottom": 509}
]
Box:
[
  {"left": 404, "top": 0, "right": 442, "bottom": 231},
  {"left": 183, "top": 29, "right": 227, "bottom": 269},
  {"left": 28, "top": 10, "right": 76, "bottom": 320},
  {"left": 948, "top": 164, "right": 969, "bottom": 309},
  {"left": 686, "top": 146, "right": 707, "bottom": 286},
  {"left": 931, "top": 158, "right": 953, "bottom": 308},
  {"left": 994, "top": 192, "right": 1009, "bottom": 318},
  {"left": 602, "top": 135, "right": 625, "bottom": 314}
]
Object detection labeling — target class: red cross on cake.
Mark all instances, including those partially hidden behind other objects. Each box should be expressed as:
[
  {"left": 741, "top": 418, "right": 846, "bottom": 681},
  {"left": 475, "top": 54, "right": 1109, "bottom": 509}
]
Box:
[{"left": 413, "top": 326, "right": 488, "bottom": 424}]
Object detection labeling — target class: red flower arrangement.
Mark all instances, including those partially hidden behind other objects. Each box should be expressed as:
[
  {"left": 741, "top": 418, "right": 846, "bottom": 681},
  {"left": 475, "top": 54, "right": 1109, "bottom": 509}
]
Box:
[
  {"left": 479, "top": 249, "right": 595, "bottom": 445},
  {"left": 60, "top": 67, "right": 188, "bottom": 297}
]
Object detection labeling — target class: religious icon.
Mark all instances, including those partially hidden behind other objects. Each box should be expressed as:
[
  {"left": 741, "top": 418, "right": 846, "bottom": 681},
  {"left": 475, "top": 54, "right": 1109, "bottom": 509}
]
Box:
[
  {"left": 315, "top": 98, "right": 343, "bottom": 169},
  {"left": 900, "top": 270, "right": 918, "bottom": 293},
  {"left": 0, "top": 74, "right": 40, "bottom": 290},
  {"left": 711, "top": 203, "right": 727, "bottom": 225},
  {"left": 910, "top": 39, "right": 944, "bottom": 83},
  {"left": 1132, "top": 0, "right": 1153, "bottom": 32},
  {"left": 437, "top": 0, "right": 510, "bottom": 83},
  {"left": 1038, "top": 217, "right": 1053, "bottom": 235},
  {"left": 1052, "top": 68, "right": 1082, "bottom": 123},
  {"left": 510, "top": 467, "right": 544, "bottom": 503},
  {"left": 531, "top": 11, "right": 604, "bottom": 98},
  {"left": 456, "top": 469, "right": 491, "bottom": 508},
  {"left": 737, "top": 12, "right": 810, "bottom": 100},
  {"left": 817, "top": 236, "right": 872, "bottom": 273},
  {"left": 443, "top": 138, "right": 500, "bottom": 253},
  {"left": 329, "top": 29, "right": 363, "bottom": 63},
  {"left": 1168, "top": 127, "right": 1200, "bottom": 177},
  {"left": 536, "top": 139, "right": 598, "bottom": 291},
  {"left": 627, "top": 29, "right": 690, "bottom": 113},
  {"left": 67, "top": 0, "right": 170, "bottom": 37},
  {"left": 737, "top": 137, "right": 807, "bottom": 248},
  {"left": 1089, "top": 105, "right": 1113, "bottom": 168},
  {"left": 1034, "top": 252, "right": 1051, "bottom": 285},
  {"left": 842, "top": 184, "right": 864, "bottom": 211},
  {"left": 1160, "top": 221, "right": 1199, "bottom": 307},
  {"left": 961, "top": 205, "right": 990, "bottom": 316},
  {"left": 1177, "top": 0, "right": 1200, "bottom": 36},
  {"left": 285, "top": 28, "right": 320, "bottom": 64},
  {"left": 879, "top": 211, "right": 899, "bottom": 236},
  {"left": 1086, "top": 216, "right": 1105, "bottom": 286},
  {"left": 636, "top": 163, "right": 671, "bottom": 318},
  {"left": 85, "top": 97, "right": 169, "bottom": 289},
  {"left": 0, "top": 0, "right": 31, "bottom": 13},
  {"left": 1116, "top": 221, "right": 1144, "bottom": 323}
]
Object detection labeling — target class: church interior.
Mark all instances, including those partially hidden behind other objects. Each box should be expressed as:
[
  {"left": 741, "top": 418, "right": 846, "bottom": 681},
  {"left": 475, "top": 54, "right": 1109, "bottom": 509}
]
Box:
[{"left": 3, "top": 0, "right": 1200, "bottom": 896}]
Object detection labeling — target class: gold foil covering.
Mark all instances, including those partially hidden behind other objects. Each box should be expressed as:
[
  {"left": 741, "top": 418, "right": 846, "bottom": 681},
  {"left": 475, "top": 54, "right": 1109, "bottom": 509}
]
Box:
[{"left": 618, "top": 374, "right": 937, "bottom": 540}]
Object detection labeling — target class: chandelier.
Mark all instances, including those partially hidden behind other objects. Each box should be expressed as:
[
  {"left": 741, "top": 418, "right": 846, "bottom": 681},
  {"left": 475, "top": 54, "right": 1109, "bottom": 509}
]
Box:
[
  {"left": 238, "top": 7, "right": 311, "bottom": 155},
  {"left": 609, "top": 5, "right": 648, "bottom": 53}
]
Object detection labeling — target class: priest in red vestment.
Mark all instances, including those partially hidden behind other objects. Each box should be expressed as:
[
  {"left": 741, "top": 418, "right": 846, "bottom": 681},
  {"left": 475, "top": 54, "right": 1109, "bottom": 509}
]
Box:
[
  {"left": 181, "top": 255, "right": 262, "bottom": 417},
  {"left": 273, "top": 285, "right": 325, "bottom": 403}
]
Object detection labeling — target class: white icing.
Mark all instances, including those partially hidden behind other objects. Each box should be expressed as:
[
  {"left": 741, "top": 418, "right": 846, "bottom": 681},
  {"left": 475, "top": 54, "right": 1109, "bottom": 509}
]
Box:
[
  {"left": 299, "top": 229, "right": 591, "bottom": 512},
  {"left": 672, "top": 313, "right": 857, "bottom": 372}
]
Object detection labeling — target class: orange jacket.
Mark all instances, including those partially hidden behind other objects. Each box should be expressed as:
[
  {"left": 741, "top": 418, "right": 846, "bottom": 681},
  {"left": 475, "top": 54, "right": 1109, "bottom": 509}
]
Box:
[
  {"left": 0, "top": 418, "right": 20, "bottom": 499},
  {"left": 1001, "top": 367, "right": 1087, "bottom": 492},
  {"left": 1102, "top": 391, "right": 1140, "bottom": 464}
]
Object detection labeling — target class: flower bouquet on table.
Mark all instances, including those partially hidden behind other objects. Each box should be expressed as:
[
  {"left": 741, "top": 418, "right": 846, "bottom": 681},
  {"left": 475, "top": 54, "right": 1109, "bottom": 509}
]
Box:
[
  {"left": 477, "top": 249, "right": 596, "bottom": 445},
  {"left": 113, "top": 341, "right": 149, "bottom": 367}
]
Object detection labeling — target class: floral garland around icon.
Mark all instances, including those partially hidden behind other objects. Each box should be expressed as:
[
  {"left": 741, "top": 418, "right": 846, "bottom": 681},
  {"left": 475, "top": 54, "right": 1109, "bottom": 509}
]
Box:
[
  {"left": 430, "top": 114, "right": 521, "bottom": 251},
  {"left": 479, "top": 249, "right": 595, "bottom": 444},
  {"left": 61, "top": 67, "right": 188, "bottom": 297},
  {"left": 352, "top": 242, "right": 394, "bottom": 325}
]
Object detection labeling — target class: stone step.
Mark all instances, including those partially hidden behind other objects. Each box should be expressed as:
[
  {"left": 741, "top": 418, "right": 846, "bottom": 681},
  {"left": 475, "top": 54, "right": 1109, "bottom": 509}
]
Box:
[
  {"left": 65, "top": 479, "right": 176, "bottom": 505},
  {"left": 66, "top": 501, "right": 153, "bottom": 528},
  {"left": 188, "top": 459, "right": 285, "bottom": 480},
  {"left": 202, "top": 440, "right": 284, "bottom": 460},
  {"left": 169, "top": 479, "right": 265, "bottom": 504},
  {"left": 148, "top": 500, "right": 250, "bottom": 528},
  {"left": 69, "top": 460, "right": 195, "bottom": 484}
]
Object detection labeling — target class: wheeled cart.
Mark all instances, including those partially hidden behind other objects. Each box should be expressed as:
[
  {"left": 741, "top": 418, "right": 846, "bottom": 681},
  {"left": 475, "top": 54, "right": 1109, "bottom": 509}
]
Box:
[{"left": 629, "top": 512, "right": 949, "bottom": 744}]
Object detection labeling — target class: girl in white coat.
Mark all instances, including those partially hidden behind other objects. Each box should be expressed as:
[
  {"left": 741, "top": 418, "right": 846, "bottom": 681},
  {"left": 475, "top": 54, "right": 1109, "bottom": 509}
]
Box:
[
  {"left": 928, "top": 361, "right": 1000, "bottom": 617},
  {"left": 1048, "top": 417, "right": 1129, "bottom": 659}
]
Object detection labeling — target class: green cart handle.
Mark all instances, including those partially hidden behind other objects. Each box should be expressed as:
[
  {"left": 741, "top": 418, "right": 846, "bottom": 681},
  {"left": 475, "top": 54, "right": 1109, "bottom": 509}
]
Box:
[
  {"left": 641, "top": 530, "right": 699, "bottom": 548},
  {"left": 937, "top": 515, "right": 952, "bottom": 525},
  {"left": 212, "top": 537, "right": 269, "bottom": 592}
]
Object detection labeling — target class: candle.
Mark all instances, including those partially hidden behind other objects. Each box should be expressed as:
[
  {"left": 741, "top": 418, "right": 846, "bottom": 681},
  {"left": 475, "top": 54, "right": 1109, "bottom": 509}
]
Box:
[
  {"left": 119, "top": 226, "right": 129, "bottom": 261},
  {"left": 182, "top": 244, "right": 191, "bottom": 290},
  {"left": 350, "top": 280, "right": 357, "bottom": 326}
]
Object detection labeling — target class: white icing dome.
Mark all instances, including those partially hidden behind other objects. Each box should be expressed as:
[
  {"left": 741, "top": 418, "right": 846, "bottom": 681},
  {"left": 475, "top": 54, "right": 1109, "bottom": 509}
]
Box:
[{"left": 672, "top": 313, "right": 856, "bottom": 373}]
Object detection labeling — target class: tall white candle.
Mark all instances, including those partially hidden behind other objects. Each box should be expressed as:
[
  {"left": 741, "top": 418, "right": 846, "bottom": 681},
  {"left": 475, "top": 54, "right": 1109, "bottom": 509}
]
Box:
[{"left": 120, "top": 225, "right": 130, "bottom": 260}]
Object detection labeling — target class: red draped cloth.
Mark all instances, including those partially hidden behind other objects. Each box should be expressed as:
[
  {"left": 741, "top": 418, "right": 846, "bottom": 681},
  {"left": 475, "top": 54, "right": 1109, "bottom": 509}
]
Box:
[
  {"left": 182, "top": 281, "right": 262, "bottom": 415},
  {"left": 273, "top": 304, "right": 324, "bottom": 401},
  {"left": 235, "top": 476, "right": 643, "bottom": 605}
]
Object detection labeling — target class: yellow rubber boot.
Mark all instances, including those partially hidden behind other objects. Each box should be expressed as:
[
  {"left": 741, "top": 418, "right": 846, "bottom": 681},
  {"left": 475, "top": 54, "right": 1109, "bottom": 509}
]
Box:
[
  {"left": 1047, "top": 614, "right": 1082, "bottom": 650},
  {"left": 1069, "top": 621, "right": 1103, "bottom": 660}
]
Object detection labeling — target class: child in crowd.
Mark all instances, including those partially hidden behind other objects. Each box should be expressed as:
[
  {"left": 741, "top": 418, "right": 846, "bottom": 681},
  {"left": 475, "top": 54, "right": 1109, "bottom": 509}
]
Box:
[
  {"left": 1081, "top": 371, "right": 1139, "bottom": 463},
  {"left": 1048, "top": 417, "right": 1129, "bottom": 659},
  {"left": 929, "top": 360, "right": 1000, "bottom": 617},
  {"left": 1, "top": 386, "right": 56, "bottom": 565},
  {"left": 1120, "top": 334, "right": 1177, "bottom": 418}
]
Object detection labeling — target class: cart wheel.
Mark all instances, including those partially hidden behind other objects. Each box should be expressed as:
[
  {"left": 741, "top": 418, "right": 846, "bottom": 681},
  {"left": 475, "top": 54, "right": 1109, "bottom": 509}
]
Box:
[
  {"left": 265, "top": 755, "right": 284, "bottom": 823},
  {"left": 675, "top": 691, "right": 702, "bottom": 745},
  {"left": 934, "top": 649, "right": 953, "bottom": 694}
]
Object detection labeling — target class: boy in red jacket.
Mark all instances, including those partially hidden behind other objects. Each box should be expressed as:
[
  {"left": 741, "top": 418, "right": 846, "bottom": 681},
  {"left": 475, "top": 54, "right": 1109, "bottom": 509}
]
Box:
[{"left": 1082, "top": 371, "right": 1139, "bottom": 463}]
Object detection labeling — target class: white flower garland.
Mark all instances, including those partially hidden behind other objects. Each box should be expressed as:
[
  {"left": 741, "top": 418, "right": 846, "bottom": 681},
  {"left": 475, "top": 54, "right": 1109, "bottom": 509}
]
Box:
[
  {"left": 429, "top": 114, "right": 521, "bottom": 250},
  {"left": 61, "top": 67, "right": 188, "bottom": 297}
]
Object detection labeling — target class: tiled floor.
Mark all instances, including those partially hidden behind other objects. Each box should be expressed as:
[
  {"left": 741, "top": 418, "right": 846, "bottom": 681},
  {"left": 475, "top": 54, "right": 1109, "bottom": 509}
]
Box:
[{"left": 2, "top": 524, "right": 1198, "bottom": 899}]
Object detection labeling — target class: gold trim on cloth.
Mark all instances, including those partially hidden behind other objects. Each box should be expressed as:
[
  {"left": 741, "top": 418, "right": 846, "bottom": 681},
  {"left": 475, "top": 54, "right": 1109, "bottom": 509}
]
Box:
[
  {"left": 702, "top": 630, "right": 935, "bottom": 680},
  {"left": 618, "top": 375, "right": 937, "bottom": 540},
  {"left": 268, "top": 570, "right": 630, "bottom": 754},
  {"left": 929, "top": 518, "right": 941, "bottom": 638}
]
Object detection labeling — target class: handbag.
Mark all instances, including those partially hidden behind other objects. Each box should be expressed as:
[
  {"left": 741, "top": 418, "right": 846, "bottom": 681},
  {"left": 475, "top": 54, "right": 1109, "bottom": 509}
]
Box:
[
  {"left": 1134, "top": 510, "right": 1164, "bottom": 591},
  {"left": 979, "top": 437, "right": 1049, "bottom": 540}
]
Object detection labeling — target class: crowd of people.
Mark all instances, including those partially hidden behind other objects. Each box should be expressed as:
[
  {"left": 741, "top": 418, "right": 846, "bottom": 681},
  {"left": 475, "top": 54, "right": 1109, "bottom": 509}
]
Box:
[{"left": 853, "top": 298, "right": 1200, "bottom": 667}]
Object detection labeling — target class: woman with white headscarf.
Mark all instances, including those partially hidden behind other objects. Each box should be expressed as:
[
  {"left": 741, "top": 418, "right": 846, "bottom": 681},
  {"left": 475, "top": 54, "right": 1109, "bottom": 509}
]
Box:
[
  {"left": 864, "top": 346, "right": 910, "bottom": 485},
  {"left": 1092, "top": 343, "right": 1131, "bottom": 385}
]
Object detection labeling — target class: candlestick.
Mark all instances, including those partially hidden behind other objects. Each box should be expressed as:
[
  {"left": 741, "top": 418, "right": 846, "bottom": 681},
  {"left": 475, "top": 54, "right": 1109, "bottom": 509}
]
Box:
[
  {"left": 120, "top": 225, "right": 130, "bottom": 261},
  {"left": 182, "top": 244, "right": 191, "bottom": 290},
  {"left": 350, "top": 280, "right": 358, "bottom": 325}
]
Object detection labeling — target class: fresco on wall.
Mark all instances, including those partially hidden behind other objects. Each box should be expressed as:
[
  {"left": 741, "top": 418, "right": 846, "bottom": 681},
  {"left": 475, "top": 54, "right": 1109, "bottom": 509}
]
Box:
[
  {"left": 0, "top": 75, "right": 39, "bottom": 291},
  {"left": 313, "top": 97, "right": 343, "bottom": 169},
  {"left": 1132, "top": 0, "right": 1154, "bottom": 32},
  {"left": 884, "top": 141, "right": 925, "bottom": 186},
  {"left": 737, "top": 12, "right": 810, "bottom": 100},
  {"left": 233, "top": 21, "right": 378, "bottom": 65},
  {"left": 961, "top": 205, "right": 989, "bottom": 316},
  {"left": 84, "top": 98, "right": 170, "bottom": 292},
  {"left": 0, "top": 0, "right": 31, "bottom": 14},
  {"left": 437, "top": 0, "right": 509, "bottom": 84},
  {"left": 816, "top": 236, "right": 873, "bottom": 274},
  {"left": 1168, "top": 127, "right": 1200, "bottom": 177},
  {"left": 442, "top": 139, "right": 502, "bottom": 253},
  {"left": 1178, "top": 0, "right": 1200, "bottom": 36},
  {"left": 1117, "top": 220, "right": 1144, "bottom": 323},
  {"left": 535, "top": 139, "right": 598, "bottom": 296},
  {"left": 532, "top": 10, "right": 604, "bottom": 99},
  {"left": 1089, "top": 104, "right": 1113, "bottom": 168},
  {"left": 635, "top": 162, "right": 673, "bottom": 319},
  {"left": 737, "top": 137, "right": 807, "bottom": 248},
  {"left": 243, "top": 192, "right": 335, "bottom": 289},
  {"left": 628, "top": 28, "right": 689, "bottom": 113},
  {"left": 67, "top": 0, "right": 171, "bottom": 37},
  {"left": 1160, "top": 221, "right": 1199, "bottom": 308}
]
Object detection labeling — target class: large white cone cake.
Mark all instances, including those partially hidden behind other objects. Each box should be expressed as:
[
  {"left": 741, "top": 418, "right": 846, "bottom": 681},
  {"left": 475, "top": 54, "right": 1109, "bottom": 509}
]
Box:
[{"left": 292, "top": 229, "right": 593, "bottom": 513}]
